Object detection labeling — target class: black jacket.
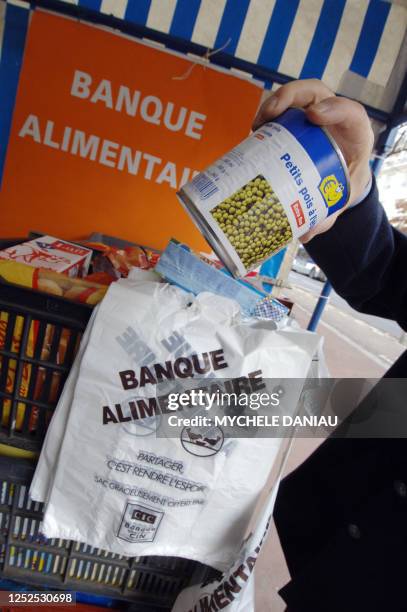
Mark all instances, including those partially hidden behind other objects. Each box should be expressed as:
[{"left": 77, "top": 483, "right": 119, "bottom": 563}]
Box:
[{"left": 275, "top": 179, "right": 407, "bottom": 612}]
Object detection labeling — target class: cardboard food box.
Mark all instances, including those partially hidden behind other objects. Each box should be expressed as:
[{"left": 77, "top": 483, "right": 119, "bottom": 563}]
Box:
[{"left": 0, "top": 235, "right": 92, "bottom": 277}]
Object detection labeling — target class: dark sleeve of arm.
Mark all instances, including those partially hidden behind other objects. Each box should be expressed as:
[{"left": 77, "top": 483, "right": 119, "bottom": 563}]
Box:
[{"left": 305, "top": 178, "right": 407, "bottom": 332}]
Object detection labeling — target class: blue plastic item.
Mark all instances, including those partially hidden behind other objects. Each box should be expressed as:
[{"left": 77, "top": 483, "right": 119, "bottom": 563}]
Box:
[
  {"left": 155, "top": 240, "right": 288, "bottom": 321},
  {"left": 260, "top": 249, "right": 286, "bottom": 292}
]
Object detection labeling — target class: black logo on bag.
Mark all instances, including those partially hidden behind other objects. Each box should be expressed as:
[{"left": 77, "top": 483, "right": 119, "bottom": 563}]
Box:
[
  {"left": 180, "top": 426, "right": 224, "bottom": 457},
  {"left": 132, "top": 509, "right": 157, "bottom": 524},
  {"left": 118, "top": 502, "right": 164, "bottom": 543}
]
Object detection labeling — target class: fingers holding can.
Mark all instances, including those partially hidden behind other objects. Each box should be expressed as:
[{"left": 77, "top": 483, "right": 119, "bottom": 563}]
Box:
[{"left": 252, "top": 79, "right": 335, "bottom": 131}]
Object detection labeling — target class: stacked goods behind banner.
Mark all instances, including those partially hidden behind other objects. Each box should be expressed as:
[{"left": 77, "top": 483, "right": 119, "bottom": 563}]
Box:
[{"left": 0, "top": 260, "right": 109, "bottom": 304}]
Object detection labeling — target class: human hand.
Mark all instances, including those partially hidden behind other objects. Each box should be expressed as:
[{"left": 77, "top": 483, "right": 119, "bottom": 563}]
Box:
[{"left": 253, "top": 79, "right": 374, "bottom": 242}]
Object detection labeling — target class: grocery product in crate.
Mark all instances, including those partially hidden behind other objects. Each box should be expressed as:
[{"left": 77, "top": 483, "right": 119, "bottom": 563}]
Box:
[
  {"left": 85, "top": 241, "right": 160, "bottom": 279},
  {"left": 0, "top": 235, "right": 159, "bottom": 441},
  {"left": 0, "top": 260, "right": 108, "bottom": 432},
  {"left": 0, "top": 236, "right": 92, "bottom": 277},
  {"left": 0, "top": 280, "right": 92, "bottom": 451},
  {"left": 0, "top": 260, "right": 109, "bottom": 304},
  {"left": 0, "top": 304, "right": 81, "bottom": 433},
  {"left": 31, "top": 278, "right": 319, "bottom": 572},
  {"left": 177, "top": 108, "right": 350, "bottom": 277},
  {"left": 156, "top": 240, "right": 288, "bottom": 321}
]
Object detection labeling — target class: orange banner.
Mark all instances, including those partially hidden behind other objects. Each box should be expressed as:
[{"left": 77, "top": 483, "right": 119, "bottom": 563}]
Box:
[{"left": 0, "top": 10, "right": 263, "bottom": 251}]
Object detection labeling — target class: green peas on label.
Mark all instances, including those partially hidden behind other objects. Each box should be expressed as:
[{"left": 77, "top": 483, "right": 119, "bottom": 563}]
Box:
[{"left": 210, "top": 174, "right": 293, "bottom": 270}]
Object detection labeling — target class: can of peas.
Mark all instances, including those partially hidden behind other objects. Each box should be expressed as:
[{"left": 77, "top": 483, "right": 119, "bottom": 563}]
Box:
[{"left": 177, "top": 108, "right": 350, "bottom": 277}]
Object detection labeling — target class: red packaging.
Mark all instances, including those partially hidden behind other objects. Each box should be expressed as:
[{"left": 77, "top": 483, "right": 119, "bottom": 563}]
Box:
[{"left": 0, "top": 235, "right": 92, "bottom": 277}]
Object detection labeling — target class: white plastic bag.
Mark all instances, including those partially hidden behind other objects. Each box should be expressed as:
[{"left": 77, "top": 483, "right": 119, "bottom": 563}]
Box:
[
  {"left": 30, "top": 306, "right": 99, "bottom": 503},
  {"left": 172, "top": 486, "right": 279, "bottom": 612},
  {"left": 30, "top": 269, "right": 157, "bottom": 503},
  {"left": 32, "top": 278, "right": 319, "bottom": 571}
]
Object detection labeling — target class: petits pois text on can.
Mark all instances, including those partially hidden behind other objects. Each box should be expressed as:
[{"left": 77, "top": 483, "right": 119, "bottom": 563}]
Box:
[{"left": 177, "top": 108, "right": 350, "bottom": 277}]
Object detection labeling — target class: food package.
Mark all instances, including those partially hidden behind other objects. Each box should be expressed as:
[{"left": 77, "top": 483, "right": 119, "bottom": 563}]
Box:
[
  {"left": 0, "top": 236, "right": 92, "bottom": 276},
  {"left": 0, "top": 310, "right": 67, "bottom": 432},
  {"left": 0, "top": 260, "right": 107, "bottom": 431},
  {"left": 0, "top": 310, "right": 34, "bottom": 430},
  {"left": 0, "top": 302, "right": 82, "bottom": 432},
  {"left": 31, "top": 278, "right": 319, "bottom": 571},
  {"left": 85, "top": 242, "right": 160, "bottom": 278},
  {"left": 0, "top": 260, "right": 108, "bottom": 305},
  {"left": 156, "top": 240, "right": 288, "bottom": 321}
]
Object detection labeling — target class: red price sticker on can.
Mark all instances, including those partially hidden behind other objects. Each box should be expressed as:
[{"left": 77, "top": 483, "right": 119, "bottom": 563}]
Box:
[{"left": 290, "top": 200, "right": 306, "bottom": 228}]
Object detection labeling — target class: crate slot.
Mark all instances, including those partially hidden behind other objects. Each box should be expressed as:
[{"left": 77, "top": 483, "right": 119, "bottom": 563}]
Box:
[
  {"left": 63, "top": 328, "right": 81, "bottom": 366},
  {"left": 0, "top": 394, "right": 56, "bottom": 412},
  {"left": 0, "top": 352, "right": 70, "bottom": 374},
  {"left": 72, "top": 541, "right": 129, "bottom": 562},
  {"left": 67, "top": 556, "right": 128, "bottom": 588},
  {"left": 47, "top": 325, "right": 63, "bottom": 365},
  {"left": 6, "top": 544, "right": 67, "bottom": 576},
  {"left": 0, "top": 509, "right": 10, "bottom": 536},
  {"left": 12, "top": 515, "right": 42, "bottom": 544},
  {"left": 129, "top": 569, "right": 187, "bottom": 597},
  {"left": 15, "top": 484, "right": 40, "bottom": 512},
  {"left": 0, "top": 311, "right": 18, "bottom": 354},
  {"left": 0, "top": 481, "right": 15, "bottom": 506}
]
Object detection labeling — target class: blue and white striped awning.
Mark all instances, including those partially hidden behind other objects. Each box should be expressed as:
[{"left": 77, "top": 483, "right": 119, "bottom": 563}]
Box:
[
  {"left": 101, "top": 0, "right": 406, "bottom": 112},
  {"left": 1, "top": 0, "right": 406, "bottom": 124},
  {"left": 4, "top": 0, "right": 407, "bottom": 104},
  {"left": 42, "top": 0, "right": 407, "bottom": 114},
  {"left": 1, "top": 0, "right": 405, "bottom": 178}
]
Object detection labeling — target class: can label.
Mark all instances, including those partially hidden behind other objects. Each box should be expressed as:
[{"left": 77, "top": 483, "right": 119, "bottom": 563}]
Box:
[{"left": 178, "top": 112, "right": 348, "bottom": 276}]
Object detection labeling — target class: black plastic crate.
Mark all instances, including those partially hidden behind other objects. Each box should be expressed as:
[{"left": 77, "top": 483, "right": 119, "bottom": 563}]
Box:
[
  {"left": 0, "top": 457, "right": 212, "bottom": 610},
  {"left": 0, "top": 247, "right": 218, "bottom": 608},
  {"left": 0, "top": 279, "right": 93, "bottom": 452}
]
